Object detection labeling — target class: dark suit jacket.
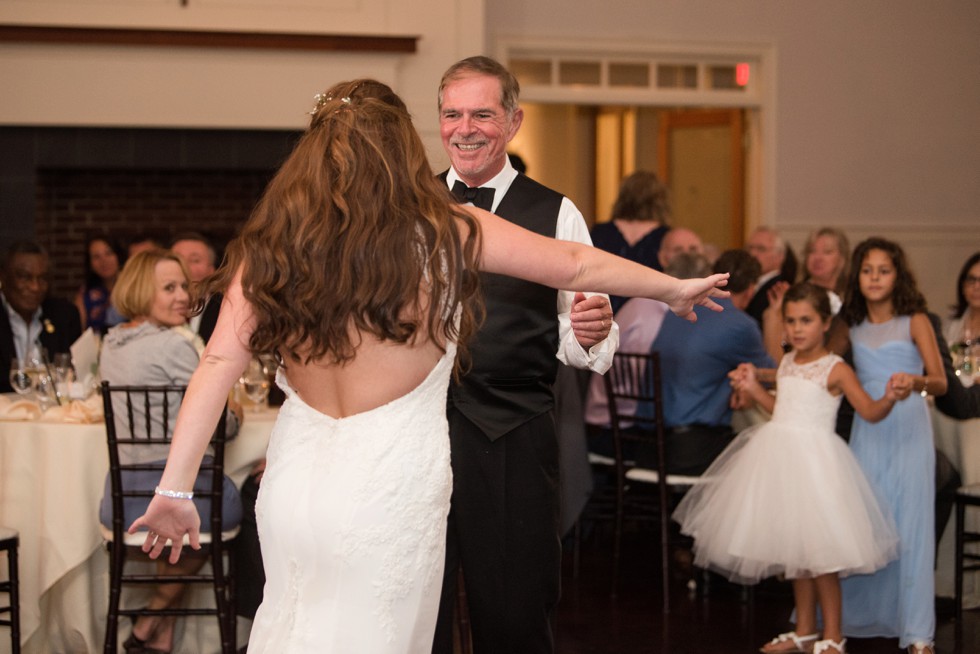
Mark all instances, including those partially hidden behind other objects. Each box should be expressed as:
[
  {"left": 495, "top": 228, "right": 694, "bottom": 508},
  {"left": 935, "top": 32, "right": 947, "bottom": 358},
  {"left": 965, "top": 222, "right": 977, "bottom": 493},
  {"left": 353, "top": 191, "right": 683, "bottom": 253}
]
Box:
[
  {"left": 197, "top": 293, "right": 223, "bottom": 344},
  {"left": 1, "top": 295, "right": 83, "bottom": 393},
  {"left": 746, "top": 273, "right": 790, "bottom": 326}
]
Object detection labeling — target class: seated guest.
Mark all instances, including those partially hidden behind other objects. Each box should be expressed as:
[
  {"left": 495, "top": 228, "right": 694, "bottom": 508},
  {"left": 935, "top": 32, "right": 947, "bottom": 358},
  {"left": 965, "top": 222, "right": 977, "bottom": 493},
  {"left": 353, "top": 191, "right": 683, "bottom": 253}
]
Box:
[
  {"left": 658, "top": 226, "right": 704, "bottom": 271},
  {"left": 639, "top": 249, "right": 774, "bottom": 476},
  {"left": 745, "top": 226, "right": 798, "bottom": 325},
  {"left": 802, "top": 226, "right": 850, "bottom": 302},
  {"left": 1, "top": 241, "right": 82, "bottom": 393},
  {"left": 127, "top": 234, "right": 164, "bottom": 258},
  {"left": 584, "top": 252, "right": 711, "bottom": 453},
  {"left": 97, "top": 249, "right": 243, "bottom": 654},
  {"left": 591, "top": 171, "right": 671, "bottom": 313},
  {"left": 170, "top": 232, "right": 222, "bottom": 343},
  {"left": 74, "top": 235, "right": 127, "bottom": 334},
  {"left": 943, "top": 251, "right": 980, "bottom": 391}
]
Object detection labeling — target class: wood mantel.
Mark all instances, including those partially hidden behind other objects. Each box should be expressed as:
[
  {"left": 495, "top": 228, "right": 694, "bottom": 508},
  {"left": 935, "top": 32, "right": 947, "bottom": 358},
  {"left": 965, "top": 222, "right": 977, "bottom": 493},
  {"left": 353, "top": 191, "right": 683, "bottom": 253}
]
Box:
[{"left": 0, "top": 24, "right": 418, "bottom": 53}]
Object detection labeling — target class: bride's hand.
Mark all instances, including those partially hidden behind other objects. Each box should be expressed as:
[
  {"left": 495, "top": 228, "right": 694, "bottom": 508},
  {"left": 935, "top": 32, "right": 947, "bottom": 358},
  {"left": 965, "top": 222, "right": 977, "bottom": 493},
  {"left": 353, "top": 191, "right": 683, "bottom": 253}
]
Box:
[
  {"left": 667, "top": 273, "right": 730, "bottom": 322},
  {"left": 128, "top": 494, "right": 202, "bottom": 564}
]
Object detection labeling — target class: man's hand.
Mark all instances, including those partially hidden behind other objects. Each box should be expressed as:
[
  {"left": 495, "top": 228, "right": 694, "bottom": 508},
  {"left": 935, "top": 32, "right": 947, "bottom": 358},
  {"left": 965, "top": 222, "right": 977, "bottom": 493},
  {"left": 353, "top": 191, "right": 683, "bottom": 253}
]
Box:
[{"left": 570, "top": 292, "right": 613, "bottom": 349}]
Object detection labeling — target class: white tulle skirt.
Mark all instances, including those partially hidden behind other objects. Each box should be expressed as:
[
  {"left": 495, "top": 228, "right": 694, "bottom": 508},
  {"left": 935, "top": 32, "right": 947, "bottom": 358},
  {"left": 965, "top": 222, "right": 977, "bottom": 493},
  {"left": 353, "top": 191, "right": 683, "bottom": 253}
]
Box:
[{"left": 672, "top": 420, "right": 899, "bottom": 584}]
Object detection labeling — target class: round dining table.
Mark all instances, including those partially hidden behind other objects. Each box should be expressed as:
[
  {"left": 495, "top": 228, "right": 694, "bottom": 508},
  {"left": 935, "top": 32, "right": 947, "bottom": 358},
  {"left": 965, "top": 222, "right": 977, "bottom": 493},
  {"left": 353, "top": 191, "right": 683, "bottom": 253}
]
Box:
[{"left": 0, "top": 397, "right": 276, "bottom": 654}]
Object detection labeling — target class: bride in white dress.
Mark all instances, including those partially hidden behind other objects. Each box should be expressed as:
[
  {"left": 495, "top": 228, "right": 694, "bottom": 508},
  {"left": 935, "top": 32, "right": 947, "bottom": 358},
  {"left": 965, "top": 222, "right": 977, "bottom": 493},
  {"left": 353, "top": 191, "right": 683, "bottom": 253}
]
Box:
[{"left": 130, "top": 79, "right": 730, "bottom": 653}]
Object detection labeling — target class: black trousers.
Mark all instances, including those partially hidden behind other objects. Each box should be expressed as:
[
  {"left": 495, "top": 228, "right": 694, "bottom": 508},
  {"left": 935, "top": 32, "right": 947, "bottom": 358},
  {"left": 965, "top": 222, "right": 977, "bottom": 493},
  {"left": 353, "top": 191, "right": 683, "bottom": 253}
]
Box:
[
  {"left": 232, "top": 471, "right": 266, "bottom": 620},
  {"left": 432, "top": 409, "right": 561, "bottom": 654}
]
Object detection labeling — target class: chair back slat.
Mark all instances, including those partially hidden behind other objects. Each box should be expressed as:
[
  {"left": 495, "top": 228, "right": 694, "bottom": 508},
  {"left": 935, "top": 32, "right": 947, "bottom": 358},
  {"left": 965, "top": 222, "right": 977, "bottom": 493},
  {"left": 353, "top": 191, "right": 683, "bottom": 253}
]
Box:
[{"left": 99, "top": 381, "right": 236, "bottom": 653}]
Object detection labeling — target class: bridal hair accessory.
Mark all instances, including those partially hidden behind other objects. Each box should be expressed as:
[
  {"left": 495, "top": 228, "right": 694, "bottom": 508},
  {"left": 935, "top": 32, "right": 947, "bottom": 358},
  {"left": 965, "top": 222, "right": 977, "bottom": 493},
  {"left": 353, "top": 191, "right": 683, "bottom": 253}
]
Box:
[
  {"left": 155, "top": 486, "right": 194, "bottom": 500},
  {"left": 309, "top": 93, "right": 330, "bottom": 115},
  {"left": 309, "top": 93, "right": 353, "bottom": 116}
]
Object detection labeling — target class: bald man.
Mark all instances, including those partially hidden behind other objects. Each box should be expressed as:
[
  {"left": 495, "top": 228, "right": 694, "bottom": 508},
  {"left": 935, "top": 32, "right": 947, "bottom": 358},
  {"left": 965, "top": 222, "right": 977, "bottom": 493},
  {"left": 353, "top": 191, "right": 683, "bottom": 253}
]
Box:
[{"left": 658, "top": 227, "right": 704, "bottom": 270}]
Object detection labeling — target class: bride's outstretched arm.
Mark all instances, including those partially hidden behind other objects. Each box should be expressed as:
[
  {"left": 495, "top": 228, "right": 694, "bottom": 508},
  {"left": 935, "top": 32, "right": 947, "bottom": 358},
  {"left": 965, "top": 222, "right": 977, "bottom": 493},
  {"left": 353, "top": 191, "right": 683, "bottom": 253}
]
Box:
[
  {"left": 467, "top": 207, "right": 729, "bottom": 321},
  {"left": 129, "top": 267, "right": 255, "bottom": 563}
]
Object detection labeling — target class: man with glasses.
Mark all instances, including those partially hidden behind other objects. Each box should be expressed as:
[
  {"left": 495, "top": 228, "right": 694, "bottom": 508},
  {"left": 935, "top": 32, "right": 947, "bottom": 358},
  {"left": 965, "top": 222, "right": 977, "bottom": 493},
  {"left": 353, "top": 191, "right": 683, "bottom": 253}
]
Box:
[{"left": 1, "top": 241, "right": 81, "bottom": 392}]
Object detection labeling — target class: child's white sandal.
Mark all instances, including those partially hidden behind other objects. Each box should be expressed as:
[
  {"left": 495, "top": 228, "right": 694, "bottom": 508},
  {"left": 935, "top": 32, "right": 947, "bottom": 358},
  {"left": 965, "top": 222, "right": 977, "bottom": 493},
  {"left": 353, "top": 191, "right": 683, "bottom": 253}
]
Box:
[
  {"left": 813, "top": 638, "right": 846, "bottom": 654},
  {"left": 760, "top": 631, "right": 819, "bottom": 653},
  {"left": 907, "top": 642, "right": 933, "bottom": 654}
]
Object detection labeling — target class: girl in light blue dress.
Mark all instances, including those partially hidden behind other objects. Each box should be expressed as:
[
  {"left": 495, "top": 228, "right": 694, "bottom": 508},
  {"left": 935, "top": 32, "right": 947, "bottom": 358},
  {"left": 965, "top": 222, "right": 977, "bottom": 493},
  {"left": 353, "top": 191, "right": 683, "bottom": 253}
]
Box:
[{"left": 838, "top": 238, "right": 948, "bottom": 654}]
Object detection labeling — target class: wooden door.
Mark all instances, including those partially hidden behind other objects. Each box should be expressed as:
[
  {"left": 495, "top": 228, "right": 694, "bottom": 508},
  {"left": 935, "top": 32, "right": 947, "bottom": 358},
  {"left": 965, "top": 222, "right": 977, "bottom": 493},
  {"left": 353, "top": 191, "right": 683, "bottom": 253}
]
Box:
[{"left": 657, "top": 109, "right": 745, "bottom": 250}]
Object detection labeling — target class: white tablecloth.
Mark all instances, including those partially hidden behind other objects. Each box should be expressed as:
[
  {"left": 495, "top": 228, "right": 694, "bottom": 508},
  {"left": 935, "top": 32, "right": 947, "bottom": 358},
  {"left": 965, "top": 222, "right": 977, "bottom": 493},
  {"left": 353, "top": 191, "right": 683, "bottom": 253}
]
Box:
[
  {"left": 933, "top": 407, "right": 980, "bottom": 606},
  {"left": 0, "top": 406, "right": 276, "bottom": 653}
]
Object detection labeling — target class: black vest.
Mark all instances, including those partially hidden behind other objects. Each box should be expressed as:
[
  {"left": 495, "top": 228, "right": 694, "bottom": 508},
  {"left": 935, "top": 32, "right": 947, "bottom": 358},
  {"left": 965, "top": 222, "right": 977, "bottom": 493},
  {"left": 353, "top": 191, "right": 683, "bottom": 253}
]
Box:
[{"left": 444, "top": 172, "right": 564, "bottom": 440}]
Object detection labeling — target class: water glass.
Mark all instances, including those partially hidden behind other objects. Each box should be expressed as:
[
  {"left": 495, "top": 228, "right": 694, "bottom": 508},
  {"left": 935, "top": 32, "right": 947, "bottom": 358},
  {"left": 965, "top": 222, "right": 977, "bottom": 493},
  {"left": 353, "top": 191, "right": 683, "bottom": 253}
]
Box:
[
  {"left": 52, "top": 353, "right": 75, "bottom": 400},
  {"left": 240, "top": 358, "right": 270, "bottom": 412},
  {"left": 9, "top": 358, "right": 33, "bottom": 395},
  {"left": 34, "top": 371, "right": 58, "bottom": 411}
]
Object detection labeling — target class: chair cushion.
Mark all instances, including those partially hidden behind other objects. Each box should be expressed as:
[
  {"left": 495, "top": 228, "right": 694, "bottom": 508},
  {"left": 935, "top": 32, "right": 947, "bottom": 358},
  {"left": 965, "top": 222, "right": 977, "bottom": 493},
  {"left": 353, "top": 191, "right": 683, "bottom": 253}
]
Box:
[
  {"left": 100, "top": 523, "right": 240, "bottom": 547},
  {"left": 957, "top": 483, "right": 980, "bottom": 500},
  {"left": 0, "top": 525, "right": 18, "bottom": 543},
  {"left": 625, "top": 467, "right": 702, "bottom": 487}
]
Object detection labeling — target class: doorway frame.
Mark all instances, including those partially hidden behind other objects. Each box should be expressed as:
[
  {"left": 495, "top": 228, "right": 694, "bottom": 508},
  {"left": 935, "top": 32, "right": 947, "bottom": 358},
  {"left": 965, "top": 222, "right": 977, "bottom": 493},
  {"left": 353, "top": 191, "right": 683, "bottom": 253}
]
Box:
[{"left": 495, "top": 36, "right": 776, "bottom": 236}]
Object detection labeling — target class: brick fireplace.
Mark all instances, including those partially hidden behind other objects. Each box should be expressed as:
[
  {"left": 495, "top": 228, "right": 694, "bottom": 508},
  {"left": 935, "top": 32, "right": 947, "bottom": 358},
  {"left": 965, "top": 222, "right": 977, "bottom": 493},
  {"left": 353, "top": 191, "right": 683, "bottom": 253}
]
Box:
[{"left": 0, "top": 126, "right": 299, "bottom": 298}]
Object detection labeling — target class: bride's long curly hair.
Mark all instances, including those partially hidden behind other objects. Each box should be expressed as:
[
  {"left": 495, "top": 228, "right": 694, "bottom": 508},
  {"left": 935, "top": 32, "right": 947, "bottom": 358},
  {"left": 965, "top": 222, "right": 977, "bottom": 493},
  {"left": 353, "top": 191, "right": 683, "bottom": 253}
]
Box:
[{"left": 207, "top": 79, "right": 483, "bottom": 372}]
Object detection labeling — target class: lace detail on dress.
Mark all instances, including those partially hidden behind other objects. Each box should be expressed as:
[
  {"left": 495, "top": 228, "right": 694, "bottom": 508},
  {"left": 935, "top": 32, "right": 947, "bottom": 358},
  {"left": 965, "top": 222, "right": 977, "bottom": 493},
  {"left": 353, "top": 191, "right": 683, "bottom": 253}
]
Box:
[
  {"left": 251, "top": 340, "right": 456, "bottom": 652},
  {"left": 778, "top": 351, "right": 842, "bottom": 389}
]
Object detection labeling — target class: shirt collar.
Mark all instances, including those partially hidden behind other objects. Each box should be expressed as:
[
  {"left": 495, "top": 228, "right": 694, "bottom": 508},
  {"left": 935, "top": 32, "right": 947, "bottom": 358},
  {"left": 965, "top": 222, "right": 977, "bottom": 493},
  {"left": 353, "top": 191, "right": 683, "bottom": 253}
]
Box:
[
  {"left": 446, "top": 157, "right": 518, "bottom": 213},
  {"left": 1, "top": 291, "right": 43, "bottom": 327},
  {"left": 756, "top": 269, "right": 780, "bottom": 288}
]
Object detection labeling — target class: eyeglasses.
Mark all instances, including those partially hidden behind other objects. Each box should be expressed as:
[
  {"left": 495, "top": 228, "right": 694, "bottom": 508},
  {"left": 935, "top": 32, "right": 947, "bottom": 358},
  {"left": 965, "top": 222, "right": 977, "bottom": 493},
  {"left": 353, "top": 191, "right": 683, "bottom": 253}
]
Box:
[{"left": 964, "top": 275, "right": 980, "bottom": 287}]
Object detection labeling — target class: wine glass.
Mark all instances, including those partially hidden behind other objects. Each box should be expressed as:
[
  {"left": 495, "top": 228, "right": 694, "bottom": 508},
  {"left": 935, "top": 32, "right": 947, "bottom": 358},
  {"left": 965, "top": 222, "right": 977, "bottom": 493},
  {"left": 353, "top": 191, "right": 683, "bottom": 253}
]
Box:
[
  {"left": 34, "top": 370, "right": 58, "bottom": 411},
  {"left": 9, "top": 358, "right": 33, "bottom": 395},
  {"left": 240, "top": 358, "right": 270, "bottom": 412},
  {"left": 52, "top": 353, "right": 74, "bottom": 400}
]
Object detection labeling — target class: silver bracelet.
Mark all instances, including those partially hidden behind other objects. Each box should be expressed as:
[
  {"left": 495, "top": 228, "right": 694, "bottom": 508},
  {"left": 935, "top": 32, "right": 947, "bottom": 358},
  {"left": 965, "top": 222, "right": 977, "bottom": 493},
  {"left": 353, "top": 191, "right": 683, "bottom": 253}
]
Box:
[{"left": 154, "top": 486, "right": 194, "bottom": 500}]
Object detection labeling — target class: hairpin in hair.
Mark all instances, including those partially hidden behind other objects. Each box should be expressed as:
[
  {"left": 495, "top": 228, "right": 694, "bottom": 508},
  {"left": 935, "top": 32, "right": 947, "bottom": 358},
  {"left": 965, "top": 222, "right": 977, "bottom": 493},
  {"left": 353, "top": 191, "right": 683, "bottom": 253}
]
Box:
[{"left": 309, "top": 93, "right": 331, "bottom": 116}]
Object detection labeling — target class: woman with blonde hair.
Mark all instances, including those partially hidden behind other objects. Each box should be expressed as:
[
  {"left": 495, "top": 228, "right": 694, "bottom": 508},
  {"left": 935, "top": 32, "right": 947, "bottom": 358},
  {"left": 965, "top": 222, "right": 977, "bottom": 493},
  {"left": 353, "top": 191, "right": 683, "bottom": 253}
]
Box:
[
  {"left": 99, "top": 249, "right": 242, "bottom": 653},
  {"left": 130, "top": 80, "right": 729, "bottom": 652},
  {"left": 803, "top": 227, "right": 851, "bottom": 300}
]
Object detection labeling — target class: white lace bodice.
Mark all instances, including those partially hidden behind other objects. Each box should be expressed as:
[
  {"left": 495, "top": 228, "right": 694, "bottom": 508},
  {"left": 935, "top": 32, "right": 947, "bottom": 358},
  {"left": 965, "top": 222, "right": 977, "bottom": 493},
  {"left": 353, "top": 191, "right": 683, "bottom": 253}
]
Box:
[{"left": 769, "top": 351, "right": 843, "bottom": 428}]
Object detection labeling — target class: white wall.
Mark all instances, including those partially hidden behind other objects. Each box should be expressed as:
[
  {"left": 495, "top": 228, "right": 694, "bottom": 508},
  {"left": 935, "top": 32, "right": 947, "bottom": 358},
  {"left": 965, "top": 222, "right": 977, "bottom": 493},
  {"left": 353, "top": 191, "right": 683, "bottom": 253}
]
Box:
[
  {"left": 0, "top": 0, "right": 485, "bottom": 165},
  {"left": 2, "top": 0, "right": 978, "bottom": 309},
  {"left": 485, "top": 0, "right": 980, "bottom": 312}
]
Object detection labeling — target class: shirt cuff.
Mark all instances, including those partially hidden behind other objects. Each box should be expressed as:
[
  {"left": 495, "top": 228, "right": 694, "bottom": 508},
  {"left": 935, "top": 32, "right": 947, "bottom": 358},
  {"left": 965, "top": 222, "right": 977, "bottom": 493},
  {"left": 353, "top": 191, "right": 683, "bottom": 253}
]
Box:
[{"left": 556, "top": 316, "right": 619, "bottom": 373}]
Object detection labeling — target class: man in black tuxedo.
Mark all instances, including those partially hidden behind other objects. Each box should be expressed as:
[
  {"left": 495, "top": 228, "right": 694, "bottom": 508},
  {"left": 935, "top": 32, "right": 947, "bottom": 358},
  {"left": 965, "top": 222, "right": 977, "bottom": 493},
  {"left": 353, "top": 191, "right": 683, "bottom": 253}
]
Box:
[
  {"left": 171, "top": 232, "right": 221, "bottom": 344},
  {"left": 745, "top": 226, "right": 797, "bottom": 325},
  {"left": 432, "top": 56, "right": 618, "bottom": 654},
  {"left": 1, "top": 241, "right": 82, "bottom": 393}
]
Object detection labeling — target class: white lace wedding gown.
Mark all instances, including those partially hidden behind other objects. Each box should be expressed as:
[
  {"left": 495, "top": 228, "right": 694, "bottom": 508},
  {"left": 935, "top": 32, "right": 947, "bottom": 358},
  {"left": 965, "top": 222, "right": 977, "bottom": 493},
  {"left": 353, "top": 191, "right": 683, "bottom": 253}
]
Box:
[{"left": 246, "top": 341, "right": 456, "bottom": 653}]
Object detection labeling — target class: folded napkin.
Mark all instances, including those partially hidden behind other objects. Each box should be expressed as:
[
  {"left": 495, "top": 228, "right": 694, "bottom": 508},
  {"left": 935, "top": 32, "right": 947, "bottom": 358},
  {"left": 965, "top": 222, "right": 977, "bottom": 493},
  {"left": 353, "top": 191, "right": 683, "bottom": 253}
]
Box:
[
  {"left": 44, "top": 396, "right": 104, "bottom": 423},
  {"left": 0, "top": 399, "right": 43, "bottom": 421}
]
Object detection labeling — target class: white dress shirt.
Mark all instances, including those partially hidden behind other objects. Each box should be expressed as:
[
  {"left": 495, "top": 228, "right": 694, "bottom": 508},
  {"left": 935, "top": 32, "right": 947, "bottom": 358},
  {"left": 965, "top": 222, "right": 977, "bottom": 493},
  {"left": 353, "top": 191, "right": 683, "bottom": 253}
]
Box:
[
  {"left": 446, "top": 158, "right": 619, "bottom": 373},
  {"left": 2, "top": 292, "right": 43, "bottom": 360}
]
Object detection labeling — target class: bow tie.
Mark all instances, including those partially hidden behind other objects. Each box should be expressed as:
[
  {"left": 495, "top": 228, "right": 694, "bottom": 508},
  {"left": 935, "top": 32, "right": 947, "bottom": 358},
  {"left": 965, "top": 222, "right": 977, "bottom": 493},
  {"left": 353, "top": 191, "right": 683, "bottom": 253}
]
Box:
[{"left": 451, "top": 180, "right": 495, "bottom": 212}]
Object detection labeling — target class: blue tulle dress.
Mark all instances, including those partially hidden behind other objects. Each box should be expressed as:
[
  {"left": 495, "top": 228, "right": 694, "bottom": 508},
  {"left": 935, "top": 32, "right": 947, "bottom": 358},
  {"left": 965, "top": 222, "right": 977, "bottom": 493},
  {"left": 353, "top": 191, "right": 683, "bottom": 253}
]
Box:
[{"left": 840, "top": 315, "right": 935, "bottom": 649}]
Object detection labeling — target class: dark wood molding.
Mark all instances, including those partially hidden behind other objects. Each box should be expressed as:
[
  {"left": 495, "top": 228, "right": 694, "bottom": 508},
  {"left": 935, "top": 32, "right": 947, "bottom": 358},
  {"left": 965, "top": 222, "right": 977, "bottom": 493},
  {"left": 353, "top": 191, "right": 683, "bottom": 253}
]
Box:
[{"left": 0, "top": 24, "right": 417, "bottom": 53}]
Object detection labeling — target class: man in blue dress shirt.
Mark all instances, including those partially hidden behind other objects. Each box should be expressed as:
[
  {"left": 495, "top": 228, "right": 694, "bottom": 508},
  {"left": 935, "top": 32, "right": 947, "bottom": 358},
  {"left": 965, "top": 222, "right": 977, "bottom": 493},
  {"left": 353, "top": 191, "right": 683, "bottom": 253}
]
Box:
[{"left": 641, "top": 249, "right": 774, "bottom": 475}]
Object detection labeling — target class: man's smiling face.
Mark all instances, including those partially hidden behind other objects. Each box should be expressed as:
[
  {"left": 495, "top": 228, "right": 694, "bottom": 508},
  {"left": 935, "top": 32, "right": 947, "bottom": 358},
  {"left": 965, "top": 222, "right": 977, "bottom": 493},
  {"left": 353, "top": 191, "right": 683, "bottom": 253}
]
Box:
[{"left": 439, "top": 73, "right": 523, "bottom": 188}]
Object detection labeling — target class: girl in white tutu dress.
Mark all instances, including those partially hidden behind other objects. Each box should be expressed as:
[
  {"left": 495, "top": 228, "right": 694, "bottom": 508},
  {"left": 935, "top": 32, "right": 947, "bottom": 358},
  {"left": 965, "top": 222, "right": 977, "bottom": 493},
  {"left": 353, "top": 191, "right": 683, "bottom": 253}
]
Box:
[{"left": 673, "top": 283, "right": 910, "bottom": 654}]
